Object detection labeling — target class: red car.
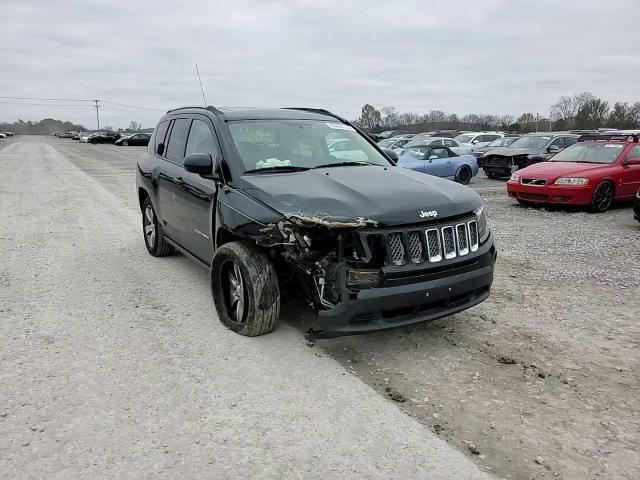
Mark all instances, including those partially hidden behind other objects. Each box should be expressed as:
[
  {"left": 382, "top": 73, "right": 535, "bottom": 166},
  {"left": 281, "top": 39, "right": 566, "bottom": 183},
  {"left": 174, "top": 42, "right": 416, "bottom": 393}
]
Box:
[{"left": 507, "top": 133, "right": 640, "bottom": 212}]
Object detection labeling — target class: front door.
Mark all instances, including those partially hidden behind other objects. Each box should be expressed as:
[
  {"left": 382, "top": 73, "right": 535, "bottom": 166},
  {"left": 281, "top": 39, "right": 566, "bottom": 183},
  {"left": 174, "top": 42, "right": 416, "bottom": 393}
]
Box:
[
  {"left": 171, "top": 116, "right": 220, "bottom": 263},
  {"left": 620, "top": 145, "right": 640, "bottom": 197},
  {"left": 424, "top": 148, "right": 453, "bottom": 177}
]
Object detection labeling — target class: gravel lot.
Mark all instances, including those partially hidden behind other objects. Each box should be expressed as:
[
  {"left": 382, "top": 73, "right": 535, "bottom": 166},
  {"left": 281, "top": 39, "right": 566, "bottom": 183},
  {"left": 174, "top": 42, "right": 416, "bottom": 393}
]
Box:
[{"left": 2, "top": 136, "right": 639, "bottom": 479}]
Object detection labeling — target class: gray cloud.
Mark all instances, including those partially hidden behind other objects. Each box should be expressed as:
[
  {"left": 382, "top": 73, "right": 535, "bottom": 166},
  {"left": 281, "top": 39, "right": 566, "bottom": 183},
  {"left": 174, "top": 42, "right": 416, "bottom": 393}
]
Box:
[{"left": 1, "top": 0, "right": 639, "bottom": 129}]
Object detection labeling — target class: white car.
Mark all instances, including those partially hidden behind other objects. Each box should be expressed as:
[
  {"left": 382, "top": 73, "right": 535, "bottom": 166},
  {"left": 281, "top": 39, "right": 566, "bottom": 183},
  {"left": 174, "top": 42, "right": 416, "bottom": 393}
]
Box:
[
  {"left": 454, "top": 132, "right": 504, "bottom": 151},
  {"left": 395, "top": 136, "right": 472, "bottom": 155},
  {"left": 79, "top": 133, "right": 92, "bottom": 143},
  {"left": 0, "top": 133, "right": 6, "bottom": 139}
]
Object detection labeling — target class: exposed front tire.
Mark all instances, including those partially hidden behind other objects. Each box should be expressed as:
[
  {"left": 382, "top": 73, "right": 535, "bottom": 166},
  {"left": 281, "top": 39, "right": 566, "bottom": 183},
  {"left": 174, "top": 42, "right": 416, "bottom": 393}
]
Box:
[
  {"left": 590, "top": 181, "right": 615, "bottom": 213},
  {"left": 455, "top": 165, "right": 472, "bottom": 185},
  {"left": 211, "top": 241, "right": 280, "bottom": 337},
  {"left": 122, "top": 141, "right": 128, "bottom": 146},
  {"left": 141, "top": 197, "right": 175, "bottom": 256}
]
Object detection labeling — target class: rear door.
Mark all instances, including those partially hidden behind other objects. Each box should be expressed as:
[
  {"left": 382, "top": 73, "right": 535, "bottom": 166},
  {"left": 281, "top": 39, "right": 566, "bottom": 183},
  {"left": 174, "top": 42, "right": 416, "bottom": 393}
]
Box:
[
  {"left": 620, "top": 144, "right": 640, "bottom": 197},
  {"left": 172, "top": 116, "right": 220, "bottom": 263},
  {"left": 157, "top": 117, "right": 191, "bottom": 241}
]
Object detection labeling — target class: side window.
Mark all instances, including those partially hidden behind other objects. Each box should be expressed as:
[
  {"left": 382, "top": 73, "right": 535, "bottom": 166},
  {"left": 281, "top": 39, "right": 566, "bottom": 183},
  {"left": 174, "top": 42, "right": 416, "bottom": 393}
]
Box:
[
  {"left": 549, "top": 138, "right": 564, "bottom": 149},
  {"left": 430, "top": 139, "right": 443, "bottom": 147},
  {"left": 443, "top": 139, "right": 455, "bottom": 147},
  {"left": 627, "top": 145, "right": 640, "bottom": 159},
  {"left": 563, "top": 137, "right": 577, "bottom": 148},
  {"left": 485, "top": 135, "right": 499, "bottom": 142},
  {"left": 185, "top": 119, "right": 220, "bottom": 158},
  {"left": 153, "top": 120, "right": 170, "bottom": 156},
  {"left": 165, "top": 118, "right": 191, "bottom": 163},
  {"left": 431, "top": 148, "right": 449, "bottom": 159}
]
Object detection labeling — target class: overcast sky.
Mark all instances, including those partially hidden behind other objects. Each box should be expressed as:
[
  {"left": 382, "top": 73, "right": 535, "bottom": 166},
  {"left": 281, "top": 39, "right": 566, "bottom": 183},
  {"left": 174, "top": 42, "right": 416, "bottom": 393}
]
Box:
[{"left": 1, "top": 0, "right": 639, "bottom": 129}]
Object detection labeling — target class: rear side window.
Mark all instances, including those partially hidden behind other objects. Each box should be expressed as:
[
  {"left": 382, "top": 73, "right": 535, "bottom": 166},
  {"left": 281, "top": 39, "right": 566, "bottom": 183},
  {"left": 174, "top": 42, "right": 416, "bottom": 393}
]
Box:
[
  {"left": 152, "top": 120, "right": 170, "bottom": 155},
  {"left": 564, "top": 137, "right": 577, "bottom": 148},
  {"left": 430, "top": 139, "right": 443, "bottom": 147},
  {"left": 185, "top": 119, "right": 220, "bottom": 157},
  {"left": 165, "top": 118, "right": 191, "bottom": 163}
]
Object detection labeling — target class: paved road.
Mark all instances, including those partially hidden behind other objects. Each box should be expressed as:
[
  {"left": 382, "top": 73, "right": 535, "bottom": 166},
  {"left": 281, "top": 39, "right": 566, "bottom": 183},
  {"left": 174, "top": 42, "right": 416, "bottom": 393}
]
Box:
[{"left": 0, "top": 137, "right": 495, "bottom": 479}]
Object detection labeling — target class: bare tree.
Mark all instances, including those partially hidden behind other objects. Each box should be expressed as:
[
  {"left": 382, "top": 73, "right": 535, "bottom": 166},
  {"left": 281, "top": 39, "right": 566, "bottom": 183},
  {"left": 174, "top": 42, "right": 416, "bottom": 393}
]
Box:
[
  {"left": 359, "top": 104, "right": 382, "bottom": 132},
  {"left": 380, "top": 106, "right": 400, "bottom": 128},
  {"left": 128, "top": 121, "right": 143, "bottom": 132}
]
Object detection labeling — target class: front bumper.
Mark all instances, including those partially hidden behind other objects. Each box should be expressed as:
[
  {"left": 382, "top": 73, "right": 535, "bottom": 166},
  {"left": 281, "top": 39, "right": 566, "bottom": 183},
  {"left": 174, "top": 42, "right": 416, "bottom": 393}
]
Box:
[
  {"left": 506, "top": 180, "right": 593, "bottom": 205},
  {"left": 317, "top": 236, "right": 496, "bottom": 336}
]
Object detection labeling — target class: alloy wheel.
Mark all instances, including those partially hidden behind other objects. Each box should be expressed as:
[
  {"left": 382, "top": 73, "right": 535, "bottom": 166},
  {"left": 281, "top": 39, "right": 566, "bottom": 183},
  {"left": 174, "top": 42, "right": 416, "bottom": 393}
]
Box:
[
  {"left": 222, "top": 260, "right": 245, "bottom": 324},
  {"left": 144, "top": 205, "right": 156, "bottom": 248}
]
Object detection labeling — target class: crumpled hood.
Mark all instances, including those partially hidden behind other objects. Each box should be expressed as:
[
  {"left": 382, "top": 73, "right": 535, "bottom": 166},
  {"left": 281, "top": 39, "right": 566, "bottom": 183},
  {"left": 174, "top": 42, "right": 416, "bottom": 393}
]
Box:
[
  {"left": 485, "top": 147, "right": 543, "bottom": 157},
  {"left": 240, "top": 165, "right": 481, "bottom": 227},
  {"left": 518, "top": 161, "right": 613, "bottom": 179}
]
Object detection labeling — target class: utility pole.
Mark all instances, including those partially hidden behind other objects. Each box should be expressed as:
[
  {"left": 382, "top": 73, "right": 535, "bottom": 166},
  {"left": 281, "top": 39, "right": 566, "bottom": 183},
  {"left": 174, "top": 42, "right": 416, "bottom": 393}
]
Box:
[{"left": 93, "top": 99, "right": 100, "bottom": 130}]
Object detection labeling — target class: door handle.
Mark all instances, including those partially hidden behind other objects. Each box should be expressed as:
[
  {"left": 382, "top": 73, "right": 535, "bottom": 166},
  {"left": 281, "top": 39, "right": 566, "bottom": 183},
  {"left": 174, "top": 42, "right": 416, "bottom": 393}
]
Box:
[{"left": 175, "top": 177, "right": 185, "bottom": 186}]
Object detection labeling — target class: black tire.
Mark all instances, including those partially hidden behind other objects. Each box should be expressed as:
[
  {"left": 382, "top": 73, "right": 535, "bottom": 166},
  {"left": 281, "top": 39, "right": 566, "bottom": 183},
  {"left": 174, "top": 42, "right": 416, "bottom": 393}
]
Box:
[
  {"left": 455, "top": 165, "right": 472, "bottom": 185},
  {"left": 211, "top": 241, "right": 280, "bottom": 337},
  {"left": 517, "top": 199, "right": 529, "bottom": 207},
  {"left": 122, "top": 140, "right": 128, "bottom": 146},
  {"left": 590, "top": 181, "right": 615, "bottom": 213},
  {"left": 141, "top": 196, "right": 175, "bottom": 256}
]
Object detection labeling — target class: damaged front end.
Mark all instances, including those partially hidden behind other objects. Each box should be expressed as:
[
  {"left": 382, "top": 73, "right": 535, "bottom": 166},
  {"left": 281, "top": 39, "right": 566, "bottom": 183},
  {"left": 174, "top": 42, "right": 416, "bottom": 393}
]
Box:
[{"left": 257, "top": 214, "right": 382, "bottom": 312}]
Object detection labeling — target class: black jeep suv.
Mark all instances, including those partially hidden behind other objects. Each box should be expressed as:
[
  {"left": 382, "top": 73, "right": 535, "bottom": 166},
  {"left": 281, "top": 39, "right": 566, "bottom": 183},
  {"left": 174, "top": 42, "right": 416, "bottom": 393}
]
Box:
[
  {"left": 480, "top": 132, "right": 579, "bottom": 178},
  {"left": 136, "top": 106, "right": 496, "bottom": 337}
]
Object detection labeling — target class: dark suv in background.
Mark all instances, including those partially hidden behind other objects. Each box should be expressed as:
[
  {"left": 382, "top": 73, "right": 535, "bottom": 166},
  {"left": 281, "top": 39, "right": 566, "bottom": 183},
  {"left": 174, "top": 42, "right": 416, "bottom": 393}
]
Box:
[
  {"left": 136, "top": 106, "right": 496, "bottom": 337},
  {"left": 480, "top": 132, "right": 579, "bottom": 178}
]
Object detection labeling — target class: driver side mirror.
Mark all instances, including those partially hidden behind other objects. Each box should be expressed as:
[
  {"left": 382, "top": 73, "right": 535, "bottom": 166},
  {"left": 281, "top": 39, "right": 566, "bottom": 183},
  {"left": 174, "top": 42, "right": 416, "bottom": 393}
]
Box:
[
  {"left": 184, "top": 153, "right": 219, "bottom": 179},
  {"left": 382, "top": 148, "right": 398, "bottom": 164},
  {"left": 548, "top": 144, "right": 561, "bottom": 153},
  {"left": 429, "top": 155, "right": 438, "bottom": 161},
  {"left": 156, "top": 142, "right": 164, "bottom": 156},
  {"left": 471, "top": 139, "right": 480, "bottom": 145}
]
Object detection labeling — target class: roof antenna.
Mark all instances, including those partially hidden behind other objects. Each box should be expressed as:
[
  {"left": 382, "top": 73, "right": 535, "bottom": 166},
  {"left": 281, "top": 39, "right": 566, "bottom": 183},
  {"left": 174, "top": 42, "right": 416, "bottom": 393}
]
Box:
[{"left": 195, "top": 64, "right": 207, "bottom": 106}]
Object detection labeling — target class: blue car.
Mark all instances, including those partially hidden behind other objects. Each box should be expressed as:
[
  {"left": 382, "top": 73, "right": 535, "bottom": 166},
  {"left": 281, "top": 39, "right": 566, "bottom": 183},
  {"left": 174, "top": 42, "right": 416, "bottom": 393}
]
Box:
[{"left": 397, "top": 145, "right": 478, "bottom": 184}]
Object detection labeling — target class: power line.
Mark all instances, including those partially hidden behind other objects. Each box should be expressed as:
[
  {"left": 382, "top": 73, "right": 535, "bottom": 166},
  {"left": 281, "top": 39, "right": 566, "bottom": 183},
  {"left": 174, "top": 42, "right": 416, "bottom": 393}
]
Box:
[
  {"left": 0, "top": 96, "right": 93, "bottom": 102},
  {"left": 0, "top": 101, "right": 94, "bottom": 107},
  {"left": 100, "top": 100, "right": 165, "bottom": 112}
]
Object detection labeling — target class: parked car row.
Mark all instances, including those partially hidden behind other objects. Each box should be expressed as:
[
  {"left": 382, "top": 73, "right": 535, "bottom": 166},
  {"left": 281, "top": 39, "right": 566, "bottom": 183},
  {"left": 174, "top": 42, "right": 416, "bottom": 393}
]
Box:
[
  {"left": 505, "top": 132, "right": 640, "bottom": 216},
  {"left": 55, "top": 130, "right": 151, "bottom": 146}
]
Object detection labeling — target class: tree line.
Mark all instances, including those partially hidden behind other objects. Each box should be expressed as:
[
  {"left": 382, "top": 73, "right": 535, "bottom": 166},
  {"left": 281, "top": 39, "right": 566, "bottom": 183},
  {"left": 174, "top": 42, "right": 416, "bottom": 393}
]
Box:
[
  {"left": 355, "top": 92, "right": 640, "bottom": 134},
  {"left": 0, "top": 118, "right": 87, "bottom": 135},
  {"left": 0, "top": 119, "right": 146, "bottom": 135}
]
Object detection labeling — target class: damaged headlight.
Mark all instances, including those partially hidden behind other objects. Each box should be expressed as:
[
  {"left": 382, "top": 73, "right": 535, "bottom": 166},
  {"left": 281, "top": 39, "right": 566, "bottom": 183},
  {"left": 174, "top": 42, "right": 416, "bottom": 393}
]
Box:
[{"left": 474, "top": 204, "right": 488, "bottom": 241}]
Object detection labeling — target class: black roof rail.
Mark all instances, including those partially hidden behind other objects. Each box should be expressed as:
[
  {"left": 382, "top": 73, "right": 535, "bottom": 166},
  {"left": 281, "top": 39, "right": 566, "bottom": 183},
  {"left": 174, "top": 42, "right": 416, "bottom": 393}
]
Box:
[
  {"left": 165, "top": 105, "right": 223, "bottom": 114},
  {"left": 283, "top": 107, "right": 349, "bottom": 123},
  {"left": 577, "top": 133, "right": 639, "bottom": 143}
]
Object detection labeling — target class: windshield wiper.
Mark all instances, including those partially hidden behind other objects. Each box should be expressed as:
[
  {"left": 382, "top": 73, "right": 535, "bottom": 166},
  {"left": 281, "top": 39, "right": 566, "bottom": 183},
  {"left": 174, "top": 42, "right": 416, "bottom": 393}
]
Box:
[
  {"left": 312, "top": 161, "right": 376, "bottom": 169},
  {"left": 243, "top": 166, "right": 311, "bottom": 174}
]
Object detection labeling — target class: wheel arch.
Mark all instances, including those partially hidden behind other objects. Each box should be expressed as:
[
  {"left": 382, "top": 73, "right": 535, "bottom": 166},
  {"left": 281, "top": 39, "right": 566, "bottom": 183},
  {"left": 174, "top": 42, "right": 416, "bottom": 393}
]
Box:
[{"left": 138, "top": 187, "right": 150, "bottom": 212}]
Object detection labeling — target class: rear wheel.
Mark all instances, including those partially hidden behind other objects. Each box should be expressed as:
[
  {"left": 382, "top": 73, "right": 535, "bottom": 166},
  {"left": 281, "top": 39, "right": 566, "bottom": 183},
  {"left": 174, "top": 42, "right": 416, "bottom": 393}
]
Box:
[
  {"left": 141, "top": 197, "right": 175, "bottom": 256},
  {"left": 455, "top": 165, "right": 472, "bottom": 185},
  {"left": 211, "top": 241, "right": 280, "bottom": 336},
  {"left": 590, "top": 181, "right": 614, "bottom": 213},
  {"left": 122, "top": 140, "right": 128, "bottom": 146}
]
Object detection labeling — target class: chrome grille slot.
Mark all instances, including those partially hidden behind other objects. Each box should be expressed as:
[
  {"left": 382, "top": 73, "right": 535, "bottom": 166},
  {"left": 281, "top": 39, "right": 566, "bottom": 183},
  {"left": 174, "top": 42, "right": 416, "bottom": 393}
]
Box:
[
  {"left": 387, "top": 233, "right": 406, "bottom": 265},
  {"left": 425, "top": 229, "right": 442, "bottom": 262},
  {"left": 406, "top": 231, "right": 423, "bottom": 264},
  {"left": 468, "top": 220, "right": 479, "bottom": 252},
  {"left": 456, "top": 223, "right": 469, "bottom": 256},
  {"left": 442, "top": 226, "right": 456, "bottom": 260}
]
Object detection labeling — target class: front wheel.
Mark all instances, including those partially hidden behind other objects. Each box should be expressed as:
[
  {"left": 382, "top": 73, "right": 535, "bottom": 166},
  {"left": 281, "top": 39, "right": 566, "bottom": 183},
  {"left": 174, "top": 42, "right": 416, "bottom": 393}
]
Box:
[
  {"left": 590, "top": 181, "right": 615, "bottom": 213},
  {"left": 122, "top": 141, "right": 128, "bottom": 146},
  {"left": 455, "top": 165, "right": 472, "bottom": 185},
  {"left": 211, "top": 241, "right": 280, "bottom": 336}
]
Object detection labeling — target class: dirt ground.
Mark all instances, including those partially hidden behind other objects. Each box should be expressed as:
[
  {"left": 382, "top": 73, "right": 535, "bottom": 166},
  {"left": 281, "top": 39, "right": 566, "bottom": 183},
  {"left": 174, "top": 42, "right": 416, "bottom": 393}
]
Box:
[{"left": 6, "top": 136, "right": 639, "bottom": 480}]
